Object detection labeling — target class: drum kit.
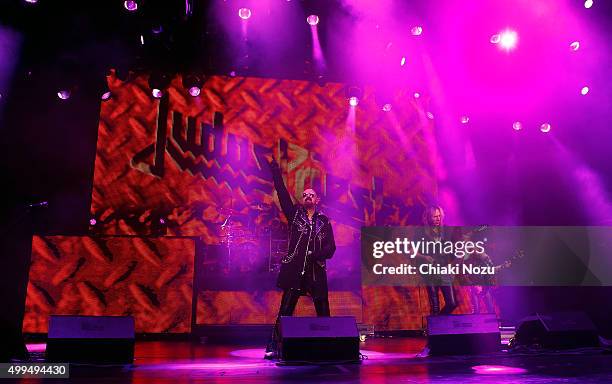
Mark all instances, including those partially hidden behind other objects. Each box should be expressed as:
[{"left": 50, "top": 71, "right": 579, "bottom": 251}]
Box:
[{"left": 214, "top": 202, "right": 288, "bottom": 273}]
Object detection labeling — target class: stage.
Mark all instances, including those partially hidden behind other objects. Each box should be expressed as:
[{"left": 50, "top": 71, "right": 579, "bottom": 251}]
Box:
[{"left": 22, "top": 337, "right": 612, "bottom": 383}]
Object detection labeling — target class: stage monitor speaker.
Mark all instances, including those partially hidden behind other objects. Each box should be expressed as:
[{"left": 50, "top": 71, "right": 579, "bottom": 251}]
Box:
[
  {"left": 47, "top": 315, "right": 135, "bottom": 364},
  {"left": 513, "top": 311, "right": 599, "bottom": 349},
  {"left": 279, "top": 316, "right": 360, "bottom": 362},
  {"left": 427, "top": 314, "right": 501, "bottom": 355}
]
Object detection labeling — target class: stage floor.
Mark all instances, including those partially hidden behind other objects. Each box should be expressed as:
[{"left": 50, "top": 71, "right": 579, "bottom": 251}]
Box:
[{"left": 24, "top": 337, "right": 612, "bottom": 383}]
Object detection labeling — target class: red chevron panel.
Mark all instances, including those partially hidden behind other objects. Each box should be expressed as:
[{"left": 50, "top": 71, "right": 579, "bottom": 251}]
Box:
[{"left": 23, "top": 236, "right": 195, "bottom": 333}]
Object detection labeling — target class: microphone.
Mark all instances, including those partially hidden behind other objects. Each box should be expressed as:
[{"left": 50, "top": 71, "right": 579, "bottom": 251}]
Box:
[{"left": 28, "top": 201, "right": 49, "bottom": 208}]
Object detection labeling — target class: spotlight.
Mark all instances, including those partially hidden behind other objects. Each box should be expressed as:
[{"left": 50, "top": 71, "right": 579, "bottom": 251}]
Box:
[
  {"left": 498, "top": 29, "right": 518, "bottom": 51},
  {"left": 89, "top": 218, "right": 97, "bottom": 226},
  {"left": 400, "top": 56, "right": 406, "bottom": 66},
  {"left": 411, "top": 26, "right": 423, "bottom": 36},
  {"left": 346, "top": 86, "right": 362, "bottom": 107},
  {"left": 540, "top": 123, "right": 551, "bottom": 133},
  {"left": 148, "top": 71, "right": 170, "bottom": 99},
  {"left": 57, "top": 90, "right": 71, "bottom": 100},
  {"left": 183, "top": 74, "right": 205, "bottom": 97},
  {"left": 513, "top": 121, "right": 522, "bottom": 131},
  {"left": 584, "top": 0, "right": 593, "bottom": 8},
  {"left": 307, "top": 15, "right": 319, "bottom": 26},
  {"left": 124, "top": 0, "right": 138, "bottom": 12},
  {"left": 24, "top": 0, "right": 38, "bottom": 3},
  {"left": 238, "top": 7, "right": 252, "bottom": 20},
  {"left": 426, "top": 111, "right": 434, "bottom": 119},
  {"left": 570, "top": 41, "right": 580, "bottom": 51},
  {"left": 413, "top": 92, "right": 420, "bottom": 99},
  {"left": 382, "top": 103, "right": 392, "bottom": 112},
  {"left": 581, "top": 86, "right": 589, "bottom": 95},
  {"left": 101, "top": 91, "right": 112, "bottom": 101},
  {"left": 490, "top": 34, "right": 501, "bottom": 44},
  {"left": 460, "top": 115, "right": 470, "bottom": 124}
]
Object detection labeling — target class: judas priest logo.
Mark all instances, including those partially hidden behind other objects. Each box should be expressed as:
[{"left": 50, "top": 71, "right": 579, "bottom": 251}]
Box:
[{"left": 128, "top": 94, "right": 414, "bottom": 229}]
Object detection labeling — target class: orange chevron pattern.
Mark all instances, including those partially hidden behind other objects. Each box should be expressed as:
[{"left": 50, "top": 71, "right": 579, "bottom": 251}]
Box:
[
  {"left": 23, "top": 236, "right": 195, "bottom": 333},
  {"left": 83, "top": 73, "right": 443, "bottom": 331}
]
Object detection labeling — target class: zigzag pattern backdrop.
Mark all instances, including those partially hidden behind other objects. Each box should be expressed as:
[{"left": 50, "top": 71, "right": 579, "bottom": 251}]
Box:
[
  {"left": 83, "top": 73, "right": 441, "bottom": 330},
  {"left": 23, "top": 236, "right": 194, "bottom": 333}
]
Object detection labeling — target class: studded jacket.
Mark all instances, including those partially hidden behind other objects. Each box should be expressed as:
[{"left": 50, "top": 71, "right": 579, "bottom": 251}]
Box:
[{"left": 272, "top": 167, "right": 336, "bottom": 296}]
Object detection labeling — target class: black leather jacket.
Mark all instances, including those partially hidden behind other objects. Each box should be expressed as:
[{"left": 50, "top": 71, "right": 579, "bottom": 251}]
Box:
[{"left": 272, "top": 167, "right": 336, "bottom": 296}]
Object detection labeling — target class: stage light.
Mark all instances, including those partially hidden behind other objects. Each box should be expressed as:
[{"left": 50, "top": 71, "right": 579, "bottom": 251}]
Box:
[
  {"left": 183, "top": 74, "right": 204, "bottom": 97},
  {"left": 24, "top": 0, "right": 38, "bottom": 4},
  {"left": 461, "top": 115, "right": 470, "bottom": 124},
  {"left": 346, "top": 86, "right": 362, "bottom": 107},
  {"left": 570, "top": 41, "right": 580, "bottom": 51},
  {"left": 382, "top": 103, "right": 392, "bottom": 112},
  {"left": 414, "top": 92, "right": 420, "bottom": 99},
  {"left": 581, "top": 86, "right": 589, "bottom": 95},
  {"left": 148, "top": 71, "right": 170, "bottom": 99},
  {"left": 584, "top": 0, "right": 593, "bottom": 9},
  {"left": 124, "top": 0, "right": 138, "bottom": 12},
  {"left": 57, "top": 90, "right": 71, "bottom": 100},
  {"left": 101, "top": 91, "right": 112, "bottom": 101},
  {"left": 307, "top": 15, "right": 319, "bottom": 26},
  {"left": 238, "top": 7, "right": 252, "bottom": 20},
  {"left": 513, "top": 121, "right": 522, "bottom": 131},
  {"left": 400, "top": 56, "right": 406, "bottom": 66},
  {"left": 499, "top": 29, "right": 518, "bottom": 51},
  {"left": 89, "top": 218, "right": 97, "bottom": 226},
  {"left": 411, "top": 26, "right": 423, "bottom": 36},
  {"left": 152, "top": 89, "right": 163, "bottom": 98},
  {"left": 426, "top": 111, "right": 434, "bottom": 119},
  {"left": 490, "top": 34, "right": 501, "bottom": 44},
  {"left": 540, "top": 123, "right": 551, "bottom": 133}
]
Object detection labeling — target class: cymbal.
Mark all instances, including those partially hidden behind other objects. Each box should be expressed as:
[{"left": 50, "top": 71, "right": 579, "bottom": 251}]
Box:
[
  {"left": 249, "top": 202, "right": 272, "bottom": 211},
  {"left": 218, "top": 207, "right": 246, "bottom": 216}
]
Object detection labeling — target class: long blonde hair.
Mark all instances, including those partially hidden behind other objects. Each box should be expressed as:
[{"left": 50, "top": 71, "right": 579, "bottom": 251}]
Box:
[{"left": 422, "top": 205, "right": 445, "bottom": 226}]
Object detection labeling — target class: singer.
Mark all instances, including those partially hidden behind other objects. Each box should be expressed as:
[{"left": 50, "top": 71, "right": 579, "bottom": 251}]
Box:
[{"left": 264, "top": 158, "right": 336, "bottom": 359}]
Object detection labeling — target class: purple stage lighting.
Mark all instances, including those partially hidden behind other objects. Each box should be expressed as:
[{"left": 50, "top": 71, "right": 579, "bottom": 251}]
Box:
[
  {"left": 189, "top": 86, "right": 201, "bottom": 97},
  {"left": 411, "top": 26, "right": 423, "bottom": 36},
  {"left": 513, "top": 121, "right": 522, "bottom": 131},
  {"left": 89, "top": 218, "right": 97, "bottom": 226},
  {"left": 382, "top": 103, "right": 392, "bottom": 112},
  {"left": 414, "top": 92, "right": 420, "bottom": 99},
  {"left": 584, "top": 0, "right": 593, "bottom": 9},
  {"left": 400, "top": 56, "right": 406, "bottom": 66},
  {"left": 540, "top": 123, "right": 551, "bottom": 133},
  {"left": 461, "top": 115, "right": 470, "bottom": 124},
  {"left": 490, "top": 34, "right": 501, "bottom": 44},
  {"left": 124, "top": 0, "right": 138, "bottom": 12},
  {"left": 570, "top": 41, "right": 580, "bottom": 51},
  {"left": 349, "top": 96, "right": 359, "bottom": 107},
  {"left": 57, "top": 90, "right": 71, "bottom": 100},
  {"left": 24, "top": 0, "right": 38, "bottom": 4},
  {"left": 307, "top": 15, "right": 319, "bottom": 26},
  {"left": 499, "top": 29, "right": 518, "bottom": 51},
  {"left": 152, "top": 89, "right": 163, "bottom": 98},
  {"left": 238, "top": 7, "right": 252, "bottom": 20},
  {"left": 101, "top": 91, "right": 112, "bottom": 101},
  {"left": 426, "top": 111, "right": 434, "bottom": 120},
  {"left": 581, "top": 86, "right": 590, "bottom": 95}
]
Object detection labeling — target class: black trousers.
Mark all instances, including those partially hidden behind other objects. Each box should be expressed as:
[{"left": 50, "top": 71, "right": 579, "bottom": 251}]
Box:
[
  {"left": 267, "top": 288, "right": 330, "bottom": 350},
  {"left": 426, "top": 285, "right": 457, "bottom": 315}
]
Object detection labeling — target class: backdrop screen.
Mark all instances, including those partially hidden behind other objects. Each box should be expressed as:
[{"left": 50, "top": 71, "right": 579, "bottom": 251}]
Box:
[{"left": 86, "top": 73, "right": 443, "bottom": 330}]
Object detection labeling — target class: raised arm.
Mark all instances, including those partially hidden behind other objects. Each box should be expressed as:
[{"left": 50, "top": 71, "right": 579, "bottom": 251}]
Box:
[{"left": 268, "top": 158, "right": 296, "bottom": 220}]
